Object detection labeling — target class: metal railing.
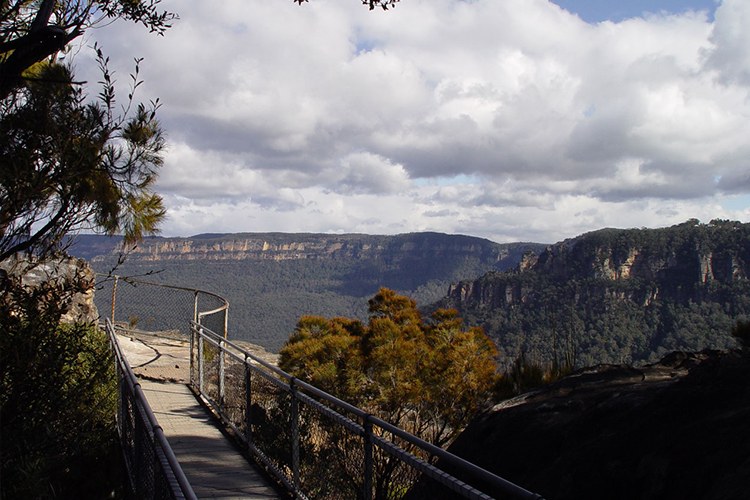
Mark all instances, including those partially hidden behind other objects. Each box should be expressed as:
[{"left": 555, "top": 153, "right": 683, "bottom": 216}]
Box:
[
  {"left": 103, "top": 275, "right": 544, "bottom": 500},
  {"left": 105, "top": 319, "right": 197, "bottom": 500},
  {"left": 191, "top": 322, "right": 543, "bottom": 500},
  {"left": 97, "top": 274, "right": 229, "bottom": 338}
]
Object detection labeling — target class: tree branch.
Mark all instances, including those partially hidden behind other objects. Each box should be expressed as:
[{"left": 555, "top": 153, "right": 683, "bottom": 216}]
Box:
[
  {"left": 0, "top": 25, "right": 73, "bottom": 100},
  {"left": 0, "top": 200, "right": 70, "bottom": 262},
  {"left": 29, "top": 0, "right": 56, "bottom": 33}
]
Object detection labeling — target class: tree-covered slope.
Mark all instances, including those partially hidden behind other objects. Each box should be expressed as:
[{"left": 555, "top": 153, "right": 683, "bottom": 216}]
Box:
[{"left": 436, "top": 220, "right": 750, "bottom": 367}]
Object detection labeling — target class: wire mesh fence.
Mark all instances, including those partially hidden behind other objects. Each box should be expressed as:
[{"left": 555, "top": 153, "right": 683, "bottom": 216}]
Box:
[
  {"left": 105, "top": 275, "right": 544, "bottom": 500},
  {"left": 96, "top": 274, "right": 228, "bottom": 338},
  {"left": 191, "top": 323, "right": 544, "bottom": 500},
  {"left": 106, "top": 320, "right": 197, "bottom": 500}
]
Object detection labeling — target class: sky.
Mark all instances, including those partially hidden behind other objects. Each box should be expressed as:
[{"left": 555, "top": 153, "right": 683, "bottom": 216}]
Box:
[{"left": 75, "top": 0, "right": 750, "bottom": 244}]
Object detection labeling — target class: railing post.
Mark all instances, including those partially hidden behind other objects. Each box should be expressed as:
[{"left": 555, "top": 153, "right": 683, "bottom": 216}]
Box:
[
  {"left": 290, "top": 378, "right": 300, "bottom": 491},
  {"left": 223, "top": 305, "right": 229, "bottom": 339},
  {"left": 189, "top": 323, "right": 195, "bottom": 386},
  {"left": 193, "top": 290, "right": 199, "bottom": 325},
  {"left": 244, "top": 357, "right": 253, "bottom": 448},
  {"left": 110, "top": 275, "right": 119, "bottom": 324},
  {"left": 198, "top": 328, "right": 205, "bottom": 395},
  {"left": 363, "top": 415, "right": 373, "bottom": 500},
  {"left": 219, "top": 339, "right": 226, "bottom": 410}
]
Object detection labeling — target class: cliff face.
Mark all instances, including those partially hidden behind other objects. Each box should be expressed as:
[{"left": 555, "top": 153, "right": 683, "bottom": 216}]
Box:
[
  {"left": 73, "top": 231, "right": 544, "bottom": 278},
  {"left": 440, "top": 220, "right": 750, "bottom": 366},
  {"left": 531, "top": 231, "right": 748, "bottom": 284},
  {"left": 79, "top": 232, "right": 544, "bottom": 269},
  {"left": 70, "top": 232, "right": 546, "bottom": 352},
  {"left": 1, "top": 256, "right": 98, "bottom": 323},
  {"left": 447, "top": 220, "right": 750, "bottom": 309}
]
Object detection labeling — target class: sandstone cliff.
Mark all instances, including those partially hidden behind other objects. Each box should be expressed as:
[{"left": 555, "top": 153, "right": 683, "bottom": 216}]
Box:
[
  {"left": 439, "top": 220, "right": 750, "bottom": 366},
  {"left": 70, "top": 232, "right": 545, "bottom": 351},
  {"left": 447, "top": 219, "right": 750, "bottom": 310},
  {"left": 81, "top": 232, "right": 538, "bottom": 267},
  {"left": 1, "top": 256, "right": 99, "bottom": 323}
]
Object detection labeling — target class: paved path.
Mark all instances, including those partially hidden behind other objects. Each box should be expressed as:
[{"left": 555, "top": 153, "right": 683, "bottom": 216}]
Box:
[{"left": 118, "top": 331, "right": 283, "bottom": 499}]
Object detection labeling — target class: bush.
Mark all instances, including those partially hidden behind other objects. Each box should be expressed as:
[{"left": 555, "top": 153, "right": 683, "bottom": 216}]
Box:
[
  {"left": 0, "top": 264, "right": 122, "bottom": 498},
  {"left": 732, "top": 318, "right": 750, "bottom": 353}
]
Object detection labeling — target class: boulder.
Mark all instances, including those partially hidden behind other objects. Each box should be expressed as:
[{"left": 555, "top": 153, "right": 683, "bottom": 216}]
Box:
[{"left": 1, "top": 255, "right": 99, "bottom": 324}]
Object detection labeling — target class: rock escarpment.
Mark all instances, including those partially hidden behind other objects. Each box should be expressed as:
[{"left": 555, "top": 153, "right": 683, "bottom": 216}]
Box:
[
  {"left": 79, "top": 232, "right": 542, "bottom": 268},
  {"left": 69, "top": 232, "right": 545, "bottom": 351},
  {"left": 447, "top": 219, "right": 750, "bottom": 309},
  {"left": 1, "top": 256, "right": 98, "bottom": 323},
  {"left": 439, "top": 220, "right": 750, "bottom": 365}
]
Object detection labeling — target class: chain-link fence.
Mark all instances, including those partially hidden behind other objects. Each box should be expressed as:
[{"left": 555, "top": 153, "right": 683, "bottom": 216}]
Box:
[
  {"left": 100, "top": 276, "right": 226, "bottom": 499},
  {"left": 96, "top": 274, "right": 228, "bottom": 338},
  {"left": 106, "top": 319, "right": 197, "bottom": 500},
  {"left": 192, "top": 322, "right": 545, "bottom": 500},
  {"left": 104, "top": 275, "right": 544, "bottom": 499}
]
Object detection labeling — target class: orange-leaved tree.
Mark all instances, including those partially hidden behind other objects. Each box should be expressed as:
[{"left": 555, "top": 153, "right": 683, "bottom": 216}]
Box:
[{"left": 279, "top": 287, "right": 499, "bottom": 449}]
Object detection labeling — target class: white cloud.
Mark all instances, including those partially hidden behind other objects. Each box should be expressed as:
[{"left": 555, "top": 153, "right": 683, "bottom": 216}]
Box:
[
  {"left": 705, "top": 0, "right": 750, "bottom": 84},
  {"left": 78, "top": 0, "right": 750, "bottom": 243},
  {"left": 335, "top": 152, "right": 410, "bottom": 194}
]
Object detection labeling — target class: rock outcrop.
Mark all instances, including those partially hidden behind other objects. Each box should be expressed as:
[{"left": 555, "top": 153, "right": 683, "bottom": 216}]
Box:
[
  {"left": 441, "top": 350, "right": 750, "bottom": 500},
  {"left": 437, "top": 220, "right": 750, "bottom": 365},
  {"left": 1, "top": 256, "right": 99, "bottom": 323},
  {"left": 447, "top": 220, "right": 750, "bottom": 310}
]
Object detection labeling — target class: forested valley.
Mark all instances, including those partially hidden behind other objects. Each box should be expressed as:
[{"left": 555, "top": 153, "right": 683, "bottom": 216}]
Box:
[
  {"left": 73, "top": 232, "right": 542, "bottom": 351},
  {"left": 74, "top": 220, "right": 750, "bottom": 365}
]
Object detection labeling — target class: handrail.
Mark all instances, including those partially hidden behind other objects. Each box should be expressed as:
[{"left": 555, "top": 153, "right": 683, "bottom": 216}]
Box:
[
  {"left": 103, "top": 275, "right": 544, "bottom": 499},
  {"left": 102, "top": 274, "right": 228, "bottom": 302},
  {"left": 97, "top": 273, "right": 229, "bottom": 336},
  {"left": 191, "top": 322, "right": 545, "bottom": 500},
  {"left": 105, "top": 319, "right": 198, "bottom": 500}
]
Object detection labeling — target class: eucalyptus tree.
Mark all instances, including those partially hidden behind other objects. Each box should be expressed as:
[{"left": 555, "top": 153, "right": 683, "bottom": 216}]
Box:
[
  {"left": 280, "top": 288, "right": 500, "bottom": 448},
  {"left": 0, "top": 1, "right": 175, "bottom": 262},
  {"left": 279, "top": 288, "right": 498, "bottom": 497},
  {"left": 0, "top": 1, "right": 175, "bottom": 100},
  {"left": 0, "top": 56, "right": 168, "bottom": 262},
  {"left": 0, "top": 4, "right": 173, "bottom": 492}
]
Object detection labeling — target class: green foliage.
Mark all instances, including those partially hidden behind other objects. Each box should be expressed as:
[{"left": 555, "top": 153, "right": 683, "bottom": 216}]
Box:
[
  {"left": 1, "top": 1, "right": 173, "bottom": 262},
  {"left": 277, "top": 289, "right": 500, "bottom": 498},
  {"left": 441, "top": 221, "right": 749, "bottom": 369},
  {"left": 0, "top": 56, "right": 166, "bottom": 261},
  {"left": 0, "top": 2, "right": 170, "bottom": 496},
  {"left": 279, "top": 288, "right": 499, "bottom": 448},
  {"left": 731, "top": 318, "right": 750, "bottom": 353},
  {"left": 0, "top": 264, "right": 120, "bottom": 498},
  {"left": 493, "top": 350, "right": 576, "bottom": 399},
  {"left": 505, "top": 352, "right": 545, "bottom": 395}
]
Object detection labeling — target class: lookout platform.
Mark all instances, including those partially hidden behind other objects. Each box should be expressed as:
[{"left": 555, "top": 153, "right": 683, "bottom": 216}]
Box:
[{"left": 117, "top": 332, "right": 282, "bottom": 499}]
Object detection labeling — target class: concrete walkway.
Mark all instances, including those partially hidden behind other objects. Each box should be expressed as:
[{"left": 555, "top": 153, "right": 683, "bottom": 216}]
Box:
[{"left": 118, "top": 331, "right": 283, "bottom": 499}]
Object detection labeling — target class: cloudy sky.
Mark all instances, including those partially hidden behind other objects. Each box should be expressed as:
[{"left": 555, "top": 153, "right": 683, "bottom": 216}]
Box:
[{"left": 78, "top": 0, "right": 750, "bottom": 244}]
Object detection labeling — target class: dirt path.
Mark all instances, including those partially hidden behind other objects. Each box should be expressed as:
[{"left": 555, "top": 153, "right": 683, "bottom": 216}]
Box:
[
  {"left": 116, "top": 329, "right": 279, "bottom": 383},
  {"left": 117, "top": 331, "right": 191, "bottom": 383}
]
